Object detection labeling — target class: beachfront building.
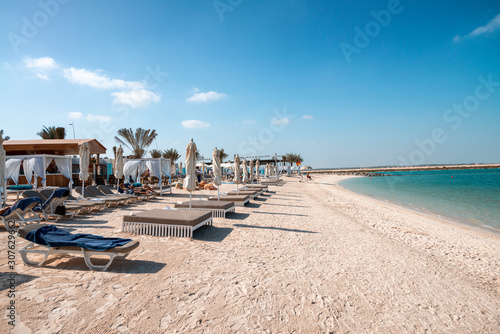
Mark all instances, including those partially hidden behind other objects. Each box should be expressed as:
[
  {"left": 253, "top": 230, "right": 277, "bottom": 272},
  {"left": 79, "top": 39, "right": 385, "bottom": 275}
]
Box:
[{"left": 3, "top": 139, "right": 107, "bottom": 187}]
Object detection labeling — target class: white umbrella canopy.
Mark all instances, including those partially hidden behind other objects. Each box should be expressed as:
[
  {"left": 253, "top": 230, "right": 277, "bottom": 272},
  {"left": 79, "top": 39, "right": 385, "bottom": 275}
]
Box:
[
  {"left": 184, "top": 139, "right": 197, "bottom": 208},
  {"left": 255, "top": 160, "right": 260, "bottom": 182},
  {"left": 0, "top": 138, "right": 6, "bottom": 207},
  {"left": 242, "top": 159, "right": 248, "bottom": 184},
  {"left": 233, "top": 155, "right": 241, "bottom": 186},
  {"left": 213, "top": 147, "right": 222, "bottom": 200},
  {"left": 249, "top": 160, "right": 254, "bottom": 183},
  {"left": 114, "top": 146, "right": 124, "bottom": 191},
  {"left": 79, "top": 141, "right": 90, "bottom": 198}
]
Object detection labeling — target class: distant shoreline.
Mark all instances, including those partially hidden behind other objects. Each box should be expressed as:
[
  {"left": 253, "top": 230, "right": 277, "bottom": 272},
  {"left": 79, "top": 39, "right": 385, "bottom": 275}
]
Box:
[{"left": 306, "top": 163, "right": 500, "bottom": 174}]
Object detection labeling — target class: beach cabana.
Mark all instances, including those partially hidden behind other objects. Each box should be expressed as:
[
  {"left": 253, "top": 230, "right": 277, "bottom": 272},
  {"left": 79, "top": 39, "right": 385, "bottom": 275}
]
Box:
[
  {"left": 4, "top": 155, "right": 73, "bottom": 201},
  {"left": 123, "top": 158, "right": 172, "bottom": 194}
]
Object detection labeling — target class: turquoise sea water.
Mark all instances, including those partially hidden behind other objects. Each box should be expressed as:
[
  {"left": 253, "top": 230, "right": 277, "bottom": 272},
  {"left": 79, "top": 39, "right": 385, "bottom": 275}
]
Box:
[{"left": 340, "top": 168, "right": 500, "bottom": 232}]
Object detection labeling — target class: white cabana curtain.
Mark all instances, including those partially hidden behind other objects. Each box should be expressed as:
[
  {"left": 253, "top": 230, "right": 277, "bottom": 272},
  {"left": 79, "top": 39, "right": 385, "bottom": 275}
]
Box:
[
  {"left": 161, "top": 160, "right": 171, "bottom": 177},
  {"left": 23, "top": 157, "right": 49, "bottom": 187},
  {"left": 5, "top": 159, "right": 22, "bottom": 184},
  {"left": 123, "top": 160, "right": 141, "bottom": 182},
  {"left": 54, "top": 157, "right": 72, "bottom": 188},
  {"left": 146, "top": 160, "right": 161, "bottom": 179}
]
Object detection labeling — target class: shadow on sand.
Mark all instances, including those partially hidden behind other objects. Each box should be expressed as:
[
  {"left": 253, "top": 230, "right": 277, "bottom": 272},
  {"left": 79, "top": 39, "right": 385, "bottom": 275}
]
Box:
[
  {"left": 233, "top": 224, "right": 317, "bottom": 234},
  {"left": 0, "top": 273, "right": 39, "bottom": 291},
  {"left": 225, "top": 212, "right": 250, "bottom": 220},
  {"left": 251, "top": 211, "right": 309, "bottom": 217},
  {"left": 27, "top": 257, "right": 167, "bottom": 273},
  {"left": 193, "top": 225, "right": 233, "bottom": 242}
]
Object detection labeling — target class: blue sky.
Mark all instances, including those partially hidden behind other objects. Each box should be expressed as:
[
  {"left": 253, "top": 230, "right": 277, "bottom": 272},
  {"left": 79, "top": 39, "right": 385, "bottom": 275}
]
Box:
[{"left": 1, "top": 0, "right": 499, "bottom": 168}]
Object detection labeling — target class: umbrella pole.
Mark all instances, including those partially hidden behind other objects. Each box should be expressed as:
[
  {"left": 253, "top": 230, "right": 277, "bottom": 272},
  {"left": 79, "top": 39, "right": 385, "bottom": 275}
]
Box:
[
  {"left": 189, "top": 192, "right": 192, "bottom": 209},
  {"left": 217, "top": 186, "right": 220, "bottom": 200},
  {"left": 82, "top": 180, "right": 85, "bottom": 199}
]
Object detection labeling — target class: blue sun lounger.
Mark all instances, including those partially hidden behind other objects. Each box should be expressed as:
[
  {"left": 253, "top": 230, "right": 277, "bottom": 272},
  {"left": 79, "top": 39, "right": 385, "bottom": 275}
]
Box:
[{"left": 18, "top": 224, "right": 140, "bottom": 270}]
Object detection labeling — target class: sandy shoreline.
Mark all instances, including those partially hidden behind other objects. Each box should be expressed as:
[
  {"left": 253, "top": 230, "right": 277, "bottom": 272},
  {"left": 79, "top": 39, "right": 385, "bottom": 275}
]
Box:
[{"left": 1, "top": 176, "right": 499, "bottom": 333}]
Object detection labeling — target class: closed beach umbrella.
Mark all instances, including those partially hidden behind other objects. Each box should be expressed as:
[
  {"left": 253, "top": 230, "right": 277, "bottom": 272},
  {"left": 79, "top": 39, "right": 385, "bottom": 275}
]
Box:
[
  {"left": 79, "top": 141, "right": 90, "bottom": 199},
  {"left": 184, "top": 139, "right": 197, "bottom": 208},
  {"left": 256, "top": 160, "right": 260, "bottom": 182},
  {"left": 242, "top": 159, "right": 248, "bottom": 184},
  {"left": 179, "top": 162, "right": 183, "bottom": 176},
  {"left": 213, "top": 147, "right": 222, "bottom": 200},
  {"left": 0, "top": 138, "right": 6, "bottom": 207},
  {"left": 114, "top": 146, "right": 124, "bottom": 192},
  {"left": 233, "top": 154, "right": 241, "bottom": 190},
  {"left": 249, "top": 160, "right": 254, "bottom": 184},
  {"left": 265, "top": 163, "right": 269, "bottom": 178}
]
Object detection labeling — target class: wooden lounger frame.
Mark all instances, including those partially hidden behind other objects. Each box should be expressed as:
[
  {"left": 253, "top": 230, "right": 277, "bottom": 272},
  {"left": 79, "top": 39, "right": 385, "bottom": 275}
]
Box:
[
  {"left": 176, "top": 206, "right": 235, "bottom": 218},
  {"left": 122, "top": 216, "right": 213, "bottom": 238}
]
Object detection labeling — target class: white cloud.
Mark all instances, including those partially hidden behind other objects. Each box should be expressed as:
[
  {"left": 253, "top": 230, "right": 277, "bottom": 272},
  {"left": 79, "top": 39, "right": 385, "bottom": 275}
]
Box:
[
  {"left": 271, "top": 117, "right": 291, "bottom": 126},
  {"left": 63, "top": 67, "right": 145, "bottom": 90},
  {"left": 302, "top": 115, "right": 314, "bottom": 120},
  {"left": 454, "top": 13, "right": 500, "bottom": 42},
  {"left": 181, "top": 120, "right": 210, "bottom": 129},
  {"left": 243, "top": 119, "right": 257, "bottom": 125},
  {"left": 23, "top": 56, "right": 57, "bottom": 69},
  {"left": 23, "top": 56, "right": 57, "bottom": 80},
  {"left": 187, "top": 89, "right": 227, "bottom": 103},
  {"left": 67, "top": 111, "right": 82, "bottom": 119},
  {"left": 87, "top": 114, "right": 112, "bottom": 122},
  {"left": 111, "top": 89, "right": 160, "bottom": 108}
]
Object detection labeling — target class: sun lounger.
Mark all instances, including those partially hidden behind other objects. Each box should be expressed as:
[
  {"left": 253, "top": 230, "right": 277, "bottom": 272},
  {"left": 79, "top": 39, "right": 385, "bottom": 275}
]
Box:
[
  {"left": 1, "top": 198, "right": 43, "bottom": 230},
  {"left": 75, "top": 187, "right": 124, "bottom": 206},
  {"left": 17, "top": 223, "right": 140, "bottom": 270},
  {"left": 260, "top": 179, "right": 284, "bottom": 186},
  {"left": 87, "top": 185, "right": 132, "bottom": 205},
  {"left": 122, "top": 209, "right": 213, "bottom": 238},
  {"left": 208, "top": 195, "right": 250, "bottom": 206},
  {"left": 30, "top": 188, "right": 80, "bottom": 221},
  {"left": 242, "top": 184, "right": 269, "bottom": 192},
  {"left": 97, "top": 185, "right": 139, "bottom": 202},
  {"left": 228, "top": 189, "right": 261, "bottom": 198},
  {"left": 39, "top": 189, "right": 100, "bottom": 212},
  {"left": 174, "top": 200, "right": 235, "bottom": 218}
]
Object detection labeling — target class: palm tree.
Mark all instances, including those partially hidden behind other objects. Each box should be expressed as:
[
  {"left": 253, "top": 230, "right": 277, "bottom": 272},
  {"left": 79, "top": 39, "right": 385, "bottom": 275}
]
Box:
[
  {"left": 285, "top": 153, "right": 303, "bottom": 166},
  {"left": 218, "top": 148, "right": 228, "bottom": 161},
  {"left": 37, "top": 126, "right": 66, "bottom": 139},
  {"left": 163, "top": 148, "right": 181, "bottom": 162},
  {"left": 150, "top": 149, "right": 162, "bottom": 158},
  {"left": 114, "top": 128, "right": 158, "bottom": 158},
  {"left": 0, "top": 130, "right": 10, "bottom": 141}
]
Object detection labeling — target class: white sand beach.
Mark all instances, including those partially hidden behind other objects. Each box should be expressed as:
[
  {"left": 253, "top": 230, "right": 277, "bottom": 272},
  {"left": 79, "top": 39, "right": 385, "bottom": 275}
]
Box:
[{"left": 1, "top": 175, "right": 499, "bottom": 333}]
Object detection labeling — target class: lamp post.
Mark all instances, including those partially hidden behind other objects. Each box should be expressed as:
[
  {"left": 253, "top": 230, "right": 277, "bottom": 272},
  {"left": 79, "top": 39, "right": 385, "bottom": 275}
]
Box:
[{"left": 69, "top": 122, "right": 76, "bottom": 139}]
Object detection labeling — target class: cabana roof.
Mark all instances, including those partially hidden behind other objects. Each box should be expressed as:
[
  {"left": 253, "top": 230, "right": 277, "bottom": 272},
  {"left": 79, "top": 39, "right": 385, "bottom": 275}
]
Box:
[{"left": 3, "top": 139, "right": 106, "bottom": 156}]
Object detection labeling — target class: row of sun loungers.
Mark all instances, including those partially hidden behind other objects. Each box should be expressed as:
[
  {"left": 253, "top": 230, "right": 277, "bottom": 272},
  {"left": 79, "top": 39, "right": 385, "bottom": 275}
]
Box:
[{"left": 5, "top": 179, "right": 283, "bottom": 270}]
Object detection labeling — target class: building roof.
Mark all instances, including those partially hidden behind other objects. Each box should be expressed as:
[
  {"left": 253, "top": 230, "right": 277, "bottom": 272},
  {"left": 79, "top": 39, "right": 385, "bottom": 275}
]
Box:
[{"left": 3, "top": 139, "right": 107, "bottom": 155}]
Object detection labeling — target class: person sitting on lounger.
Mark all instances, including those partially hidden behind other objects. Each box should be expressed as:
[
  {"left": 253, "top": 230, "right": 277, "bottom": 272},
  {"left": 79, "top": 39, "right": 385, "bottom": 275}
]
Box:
[{"left": 119, "top": 183, "right": 134, "bottom": 194}]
